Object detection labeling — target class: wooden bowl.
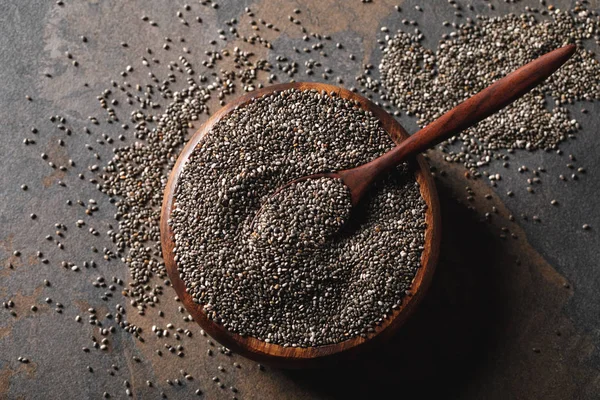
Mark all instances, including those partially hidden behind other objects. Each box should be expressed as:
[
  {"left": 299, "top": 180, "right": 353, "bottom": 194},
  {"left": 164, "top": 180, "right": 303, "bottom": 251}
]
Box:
[{"left": 160, "top": 82, "right": 441, "bottom": 368}]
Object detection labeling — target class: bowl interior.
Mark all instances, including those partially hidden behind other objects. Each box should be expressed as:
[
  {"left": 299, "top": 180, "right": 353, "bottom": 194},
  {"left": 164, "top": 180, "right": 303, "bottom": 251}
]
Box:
[{"left": 160, "top": 82, "right": 441, "bottom": 368}]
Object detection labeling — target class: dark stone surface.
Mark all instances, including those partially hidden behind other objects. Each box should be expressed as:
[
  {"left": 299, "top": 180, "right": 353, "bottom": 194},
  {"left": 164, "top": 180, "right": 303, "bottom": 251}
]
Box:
[{"left": 1, "top": 0, "right": 599, "bottom": 398}]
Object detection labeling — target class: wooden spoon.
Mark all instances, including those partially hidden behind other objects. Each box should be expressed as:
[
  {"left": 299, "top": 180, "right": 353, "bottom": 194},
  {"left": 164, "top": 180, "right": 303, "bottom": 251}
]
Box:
[{"left": 264, "top": 44, "right": 576, "bottom": 208}]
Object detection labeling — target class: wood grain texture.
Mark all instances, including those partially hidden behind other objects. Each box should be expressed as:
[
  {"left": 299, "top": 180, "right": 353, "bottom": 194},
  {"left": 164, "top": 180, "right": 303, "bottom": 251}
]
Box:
[{"left": 160, "top": 82, "right": 441, "bottom": 368}]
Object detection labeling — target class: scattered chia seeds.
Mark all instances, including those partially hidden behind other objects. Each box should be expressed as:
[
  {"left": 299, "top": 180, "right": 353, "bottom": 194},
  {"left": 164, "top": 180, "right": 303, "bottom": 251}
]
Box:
[
  {"left": 4, "top": 1, "right": 597, "bottom": 397},
  {"left": 170, "top": 88, "right": 427, "bottom": 347},
  {"left": 378, "top": 7, "right": 600, "bottom": 176}
]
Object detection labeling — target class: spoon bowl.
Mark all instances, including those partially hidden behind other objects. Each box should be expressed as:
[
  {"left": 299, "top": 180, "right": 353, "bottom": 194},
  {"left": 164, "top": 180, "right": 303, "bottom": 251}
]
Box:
[{"left": 161, "top": 82, "right": 441, "bottom": 368}]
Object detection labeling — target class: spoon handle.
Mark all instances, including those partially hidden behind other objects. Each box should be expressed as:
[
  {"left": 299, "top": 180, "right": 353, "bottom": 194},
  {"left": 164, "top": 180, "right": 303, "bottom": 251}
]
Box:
[{"left": 373, "top": 44, "right": 576, "bottom": 174}]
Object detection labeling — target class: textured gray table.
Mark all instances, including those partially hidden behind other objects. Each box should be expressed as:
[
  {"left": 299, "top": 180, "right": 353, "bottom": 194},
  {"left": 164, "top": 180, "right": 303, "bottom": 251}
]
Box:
[{"left": 1, "top": 0, "right": 599, "bottom": 399}]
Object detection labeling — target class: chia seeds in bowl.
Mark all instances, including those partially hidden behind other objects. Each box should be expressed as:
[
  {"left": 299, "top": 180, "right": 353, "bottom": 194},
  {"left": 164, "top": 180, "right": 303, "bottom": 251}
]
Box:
[{"left": 169, "top": 87, "right": 428, "bottom": 348}]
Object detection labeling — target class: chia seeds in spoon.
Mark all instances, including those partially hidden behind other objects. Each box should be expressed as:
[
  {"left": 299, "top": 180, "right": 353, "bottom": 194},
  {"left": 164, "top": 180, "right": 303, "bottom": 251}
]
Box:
[
  {"left": 253, "top": 177, "right": 352, "bottom": 247},
  {"left": 170, "top": 88, "right": 427, "bottom": 347}
]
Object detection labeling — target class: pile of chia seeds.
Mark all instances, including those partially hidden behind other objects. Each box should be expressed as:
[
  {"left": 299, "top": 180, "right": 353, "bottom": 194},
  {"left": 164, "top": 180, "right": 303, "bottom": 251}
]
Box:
[
  {"left": 377, "top": 4, "right": 600, "bottom": 176},
  {"left": 170, "top": 89, "right": 427, "bottom": 347},
  {"left": 253, "top": 177, "right": 352, "bottom": 247}
]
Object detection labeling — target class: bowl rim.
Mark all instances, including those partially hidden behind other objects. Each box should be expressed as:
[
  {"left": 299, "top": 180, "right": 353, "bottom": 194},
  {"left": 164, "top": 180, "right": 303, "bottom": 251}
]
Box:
[{"left": 160, "top": 82, "right": 441, "bottom": 368}]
